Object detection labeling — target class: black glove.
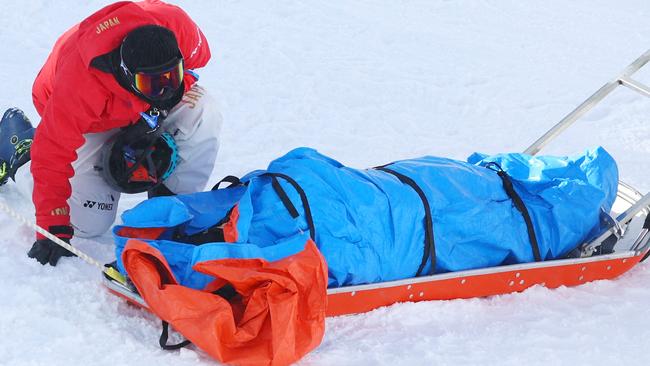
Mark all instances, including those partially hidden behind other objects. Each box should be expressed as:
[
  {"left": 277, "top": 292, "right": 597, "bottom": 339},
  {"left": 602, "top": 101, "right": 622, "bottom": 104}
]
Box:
[{"left": 27, "top": 226, "right": 76, "bottom": 266}]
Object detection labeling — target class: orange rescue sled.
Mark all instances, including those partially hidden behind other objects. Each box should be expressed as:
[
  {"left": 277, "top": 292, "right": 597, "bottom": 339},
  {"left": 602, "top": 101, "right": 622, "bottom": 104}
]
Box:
[{"left": 104, "top": 49, "right": 650, "bottom": 364}]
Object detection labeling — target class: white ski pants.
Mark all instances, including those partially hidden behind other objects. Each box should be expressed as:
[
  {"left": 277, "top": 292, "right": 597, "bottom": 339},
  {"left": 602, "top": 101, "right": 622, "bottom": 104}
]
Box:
[{"left": 19, "top": 84, "right": 222, "bottom": 238}]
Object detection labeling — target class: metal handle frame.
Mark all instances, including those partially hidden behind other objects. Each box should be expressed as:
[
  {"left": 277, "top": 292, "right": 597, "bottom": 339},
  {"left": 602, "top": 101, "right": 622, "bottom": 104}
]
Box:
[
  {"left": 521, "top": 49, "right": 650, "bottom": 256},
  {"left": 524, "top": 49, "right": 650, "bottom": 155}
]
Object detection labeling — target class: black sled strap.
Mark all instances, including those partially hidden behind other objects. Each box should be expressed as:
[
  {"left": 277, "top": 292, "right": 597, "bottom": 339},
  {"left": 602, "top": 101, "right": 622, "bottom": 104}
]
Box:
[
  {"left": 263, "top": 173, "right": 316, "bottom": 241},
  {"left": 158, "top": 285, "right": 241, "bottom": 351},
  {"left": 271, "top": 176, "right": 300, "bottom": 218},
  {"left": 641, "top": 215, "right": 650, "bottom": 262},
  {"left": 159, "top": 321, "right": 192, "bottom": 350},
  {"left": 485, "top": 162, "right": 542, "bottom": 262},
  {"left": 375, "top": 166, "right": 436, "bottom": 276},
  {"left": 212, "top": 175, "right": 243, "bottom": 190}
]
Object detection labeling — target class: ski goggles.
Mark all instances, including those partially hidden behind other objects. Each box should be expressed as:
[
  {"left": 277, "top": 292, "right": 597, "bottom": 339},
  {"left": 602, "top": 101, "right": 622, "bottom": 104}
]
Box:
[{"left": 120, "top": 56, "right": 184, "bottom": 100}]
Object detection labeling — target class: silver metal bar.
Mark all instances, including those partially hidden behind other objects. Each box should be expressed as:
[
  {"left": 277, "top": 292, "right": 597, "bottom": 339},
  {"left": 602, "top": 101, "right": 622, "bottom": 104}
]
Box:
[
  {"left": 105, "top": 278, "right": 147, "bottom": 308},
  {"left": 620, "top": 49, "right": 650, "bottom": 76},
  {"left": 616, "top": 192, "right": 650, "bottom": 224},
  {"left": 523, "top": 82, "right": 618, "bottom": 155},
  {"left": 630, "top": 228, "right": 650, "bottom": 253},
  {"left": 524, "top": 49, "right": 650, "bottom": 156},
  {"left": 582, "top": 191, "right": 650, "bottom": 255},
  {"left": 619, "top": 76, "right": 650, "bottom": 98}
]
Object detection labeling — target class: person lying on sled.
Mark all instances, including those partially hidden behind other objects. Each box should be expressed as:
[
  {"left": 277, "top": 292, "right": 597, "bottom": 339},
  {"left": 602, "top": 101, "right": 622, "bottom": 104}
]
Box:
[
  {"left": 0, "top": 1, "right": 221, "bottom": 266},
  {"left": 113, "top": 146, "right": 619, "bottom": 289}
]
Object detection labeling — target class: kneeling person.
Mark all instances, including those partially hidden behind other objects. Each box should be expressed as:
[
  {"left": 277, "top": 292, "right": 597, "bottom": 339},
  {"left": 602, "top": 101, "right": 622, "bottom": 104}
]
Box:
[{"left": 0, "top": 1, "right": 222, "bottom": 266}]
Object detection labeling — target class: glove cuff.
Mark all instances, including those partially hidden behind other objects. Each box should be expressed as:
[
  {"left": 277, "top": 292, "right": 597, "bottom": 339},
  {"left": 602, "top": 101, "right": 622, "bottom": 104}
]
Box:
[
  {"left": 36, "top": 214, "right": 71, "bottom": 240},
  {"left": 36, "top": 225, "right": 73, "bottom": 241}
]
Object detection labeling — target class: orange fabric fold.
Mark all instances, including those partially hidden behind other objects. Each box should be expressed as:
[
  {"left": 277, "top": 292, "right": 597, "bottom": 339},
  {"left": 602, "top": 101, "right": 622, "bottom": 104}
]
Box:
[
  {"left": 122, "top": 238, "right": 328, "bottom": 366},
  {"left": 223, "top": 204, "right": 240, "bottom": 243}
]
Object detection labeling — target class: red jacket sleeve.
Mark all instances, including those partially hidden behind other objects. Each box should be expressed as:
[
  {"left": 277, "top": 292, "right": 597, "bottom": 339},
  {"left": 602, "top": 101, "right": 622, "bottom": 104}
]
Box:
[{"left": 31, "top": 62, "right": 106, "bottom": 234}]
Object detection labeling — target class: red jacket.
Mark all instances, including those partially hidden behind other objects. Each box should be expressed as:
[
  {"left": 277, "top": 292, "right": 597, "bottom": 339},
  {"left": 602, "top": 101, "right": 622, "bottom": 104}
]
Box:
[{"left": 31, "top": 0, "right": 210, "bottom": 234}]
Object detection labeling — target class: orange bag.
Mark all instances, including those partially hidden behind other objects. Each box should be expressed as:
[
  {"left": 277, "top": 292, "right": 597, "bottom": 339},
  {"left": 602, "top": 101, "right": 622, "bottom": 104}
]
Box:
[{"left": 122, "top": 238, "right": 328, "bottom": 366}]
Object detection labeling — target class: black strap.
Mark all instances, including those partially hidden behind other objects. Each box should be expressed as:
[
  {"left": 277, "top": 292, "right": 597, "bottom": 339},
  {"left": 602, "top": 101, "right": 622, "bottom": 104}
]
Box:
[
  {"left": 271, "top": 176, "right": 299, "bottom": 218},
  {"left": 641, "top": 215, "right": 650, "bottom": 262},
  {"left": 173, "top": 206, "right": 235, "bottom": 245},
  {"left": 485, "top": 162, "right": 542, "bottom": 262},
  {"left": 120, "top": 108, "right": 168, "bottom": 182},
  {"left": 122, "top": 132, "right": 160, "bottom": 182},
  {"left": 148, "top": 183, "right": 175, "bottom": 199},
  {"left": 212, "top": 175, "right": 243, "bottom": 190},
  {"left": 375, "top": 166, "right": 436, "bottom": 276},
  {"left": 174, "top": 223, "right": 226, "bottom": 245},
  {"left": 158, "top": 285, "right": 242, "bottom": 351},
  {"left": 263, "top": 173, "right": 316, "bottom": 241},
  {"left": 159, "top": 321, "right": 192, "bottom": 350}
]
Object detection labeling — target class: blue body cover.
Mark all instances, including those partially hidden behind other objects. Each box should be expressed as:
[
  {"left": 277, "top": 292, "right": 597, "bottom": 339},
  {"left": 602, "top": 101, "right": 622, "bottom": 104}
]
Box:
[{"left": 114, "top": 147, "right": 618, "bottom": 289}]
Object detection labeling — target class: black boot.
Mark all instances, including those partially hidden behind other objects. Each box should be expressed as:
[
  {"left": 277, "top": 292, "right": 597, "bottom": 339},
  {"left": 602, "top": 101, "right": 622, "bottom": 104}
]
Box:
[{"left": 0, "top": 108, "right": 34, "bottom": 185}]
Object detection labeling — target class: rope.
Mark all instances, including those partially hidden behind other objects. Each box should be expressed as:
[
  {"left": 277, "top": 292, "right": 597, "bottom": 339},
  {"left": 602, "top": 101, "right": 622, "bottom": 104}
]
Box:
[{"left": 0, "top": 200, "right": 126, "bottom": 284}]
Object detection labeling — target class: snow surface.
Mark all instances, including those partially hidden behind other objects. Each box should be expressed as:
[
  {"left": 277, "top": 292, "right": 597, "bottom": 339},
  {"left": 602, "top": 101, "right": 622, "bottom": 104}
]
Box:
[{"left": 2, "top": 0, "right": 650, "bottom": 365}]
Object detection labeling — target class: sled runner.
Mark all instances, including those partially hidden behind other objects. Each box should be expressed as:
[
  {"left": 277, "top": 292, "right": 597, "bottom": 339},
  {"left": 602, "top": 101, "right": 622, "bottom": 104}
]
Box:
[{"left": 102, "top": 49, "right": 650, "bottom": 364}]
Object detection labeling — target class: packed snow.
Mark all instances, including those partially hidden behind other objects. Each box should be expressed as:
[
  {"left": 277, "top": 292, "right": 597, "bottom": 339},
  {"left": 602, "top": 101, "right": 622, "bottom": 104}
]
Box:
[{"left": 2, "top": 1, "right": 650, "bottom": 365}]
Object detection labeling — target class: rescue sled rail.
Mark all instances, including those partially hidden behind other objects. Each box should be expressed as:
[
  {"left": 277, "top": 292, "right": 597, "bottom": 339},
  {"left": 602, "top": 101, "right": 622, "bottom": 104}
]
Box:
[
  {"left": 524, "top": 49, "right": 650, "bottom": 156},
  {"left": 327, "top": 182, "right": 650, "bottom": 295},
  {"left": 327, "top": 250, "right": 640, "bottom": 294},
  {"left": 107, "top": 277, "right": 147, "bottom": 309}
]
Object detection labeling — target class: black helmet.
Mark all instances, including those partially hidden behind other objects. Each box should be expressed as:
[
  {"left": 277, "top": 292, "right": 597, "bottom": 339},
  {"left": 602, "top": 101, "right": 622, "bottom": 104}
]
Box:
[
  {"left": 118, "top": 25, "right": 184, "bottom": 104},
  {"left": 99, "top": 127, "right": 178, "bottom": 194}
]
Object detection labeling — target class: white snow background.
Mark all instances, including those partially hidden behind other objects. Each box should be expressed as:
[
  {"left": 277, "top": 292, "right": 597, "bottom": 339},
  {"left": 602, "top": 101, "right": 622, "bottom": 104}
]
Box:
[{"left": 2, "top": 1, "right": 650, "bottom": 365}]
